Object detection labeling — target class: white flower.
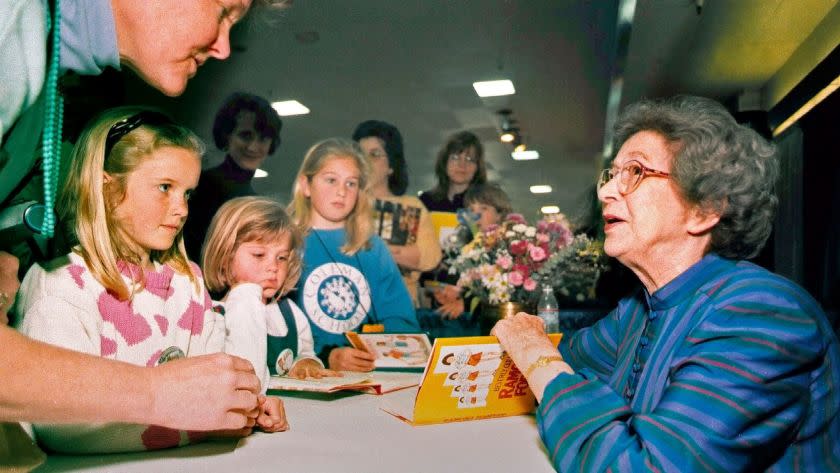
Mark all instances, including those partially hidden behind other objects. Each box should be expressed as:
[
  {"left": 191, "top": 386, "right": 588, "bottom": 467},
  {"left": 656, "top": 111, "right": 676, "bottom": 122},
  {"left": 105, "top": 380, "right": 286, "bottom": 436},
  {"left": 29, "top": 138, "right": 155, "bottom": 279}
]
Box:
[
  {"left": 525, "top": 226, "right": 536, "bottom": 238},
  {"left": 512, "top": 223, "right": 527, "bottom": 233}
]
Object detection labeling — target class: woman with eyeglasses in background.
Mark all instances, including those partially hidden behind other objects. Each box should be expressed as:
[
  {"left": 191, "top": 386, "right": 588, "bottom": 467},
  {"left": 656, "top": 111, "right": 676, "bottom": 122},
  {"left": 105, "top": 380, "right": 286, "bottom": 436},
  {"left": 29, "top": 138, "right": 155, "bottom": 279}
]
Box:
[
  {"left": 491, "top": 95, "right": 839, "bottom": 472},
  {"left": 417, "top": 131, "right": 488, "bottom": 335},
  {"left": 418, "top": 131, "right": 487, "bottom": 213},
  {"left": 352, "top": 120, "right": 441, "bottom": 307}
]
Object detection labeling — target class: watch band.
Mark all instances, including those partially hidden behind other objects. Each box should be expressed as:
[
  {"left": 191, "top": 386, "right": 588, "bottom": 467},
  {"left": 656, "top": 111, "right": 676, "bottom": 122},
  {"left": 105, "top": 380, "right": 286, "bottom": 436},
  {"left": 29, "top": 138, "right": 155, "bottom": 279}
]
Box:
[{"left": 524, "top": 355, "right": 564, "bottom": 377}]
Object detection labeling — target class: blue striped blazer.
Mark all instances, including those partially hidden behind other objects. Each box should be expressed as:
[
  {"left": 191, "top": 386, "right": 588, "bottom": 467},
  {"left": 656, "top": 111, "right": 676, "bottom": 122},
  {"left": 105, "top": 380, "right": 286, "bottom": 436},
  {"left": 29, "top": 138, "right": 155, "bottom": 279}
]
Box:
[{"left": 539, "top": 254, "right": 840, "bottom": 472}]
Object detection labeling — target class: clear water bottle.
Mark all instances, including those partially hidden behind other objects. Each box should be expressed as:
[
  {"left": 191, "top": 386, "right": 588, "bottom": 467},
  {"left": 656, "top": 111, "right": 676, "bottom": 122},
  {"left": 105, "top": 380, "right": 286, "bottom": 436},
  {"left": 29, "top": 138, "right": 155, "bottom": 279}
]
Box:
[{"left": 537, "top": 284, "right": 560, "bottom": 333}]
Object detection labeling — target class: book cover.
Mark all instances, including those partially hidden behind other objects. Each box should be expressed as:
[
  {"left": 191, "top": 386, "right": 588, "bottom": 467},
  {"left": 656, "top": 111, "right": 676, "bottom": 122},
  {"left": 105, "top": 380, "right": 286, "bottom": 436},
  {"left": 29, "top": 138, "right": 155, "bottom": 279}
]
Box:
[
  {"left": 268, "top": 370, "right": 422, "bottom": 395},
  {"left": 374, "top": 199, "right": 422, "bottom": 246},
  {"left": 345, "top": 332, "right": 432, "bottom": 370},
  {"left": 380, "top": 334, "right": 563, "bottom": 425}
]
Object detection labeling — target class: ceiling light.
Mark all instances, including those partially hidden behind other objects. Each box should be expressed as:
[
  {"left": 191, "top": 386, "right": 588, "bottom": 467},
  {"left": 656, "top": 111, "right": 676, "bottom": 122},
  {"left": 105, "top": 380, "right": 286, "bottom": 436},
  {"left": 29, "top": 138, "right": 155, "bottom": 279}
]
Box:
[
  {"left": 513, "top": 143, "right": 527, "bottom": 153},
  {"left": 511, "top": 150, "right": 539, "bottom": 160},
  {"left": 254, "top": 169, "right": 268, "bottom": 178},
  {"left": 530, "top": 185, "right": 552, "bottom": 194},
  {"left": 473, "top": 80, "right": 515, "bottom": 97},
  {"left": 500, "top": 131, "right": 516, "bottom": 143},
  {"left": 271, "top": 100, "right": 310, "bottom": 116},
  {"left": 541, "top": 206, "right": 560, "bottom": 214}
]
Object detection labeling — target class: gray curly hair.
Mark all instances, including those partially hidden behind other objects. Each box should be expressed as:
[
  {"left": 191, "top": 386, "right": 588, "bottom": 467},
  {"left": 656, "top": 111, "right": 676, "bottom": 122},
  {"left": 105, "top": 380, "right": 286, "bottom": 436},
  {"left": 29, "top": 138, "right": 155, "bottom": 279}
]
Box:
[{"left": 612, "top": 95, "right": 779, "bottom": 259}]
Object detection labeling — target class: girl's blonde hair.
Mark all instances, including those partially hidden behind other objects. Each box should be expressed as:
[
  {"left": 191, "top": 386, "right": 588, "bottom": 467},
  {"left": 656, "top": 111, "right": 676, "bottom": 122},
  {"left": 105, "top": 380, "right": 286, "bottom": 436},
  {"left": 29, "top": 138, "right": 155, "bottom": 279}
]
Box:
[
  {"left": 202, "top": 196, "right": 303, "bottom": 299},
  {"left": 59, "top": 106, "right": 204, "bottom": 301},
  {"left": 288, "top": 138, "right": 373, "bottom": 255}
]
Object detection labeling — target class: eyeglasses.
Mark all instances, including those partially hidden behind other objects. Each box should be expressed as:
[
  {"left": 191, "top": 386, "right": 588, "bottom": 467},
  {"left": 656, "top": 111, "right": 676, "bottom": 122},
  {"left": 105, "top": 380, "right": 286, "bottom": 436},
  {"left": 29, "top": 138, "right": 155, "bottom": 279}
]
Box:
[
  {"left": 104, "top": 111, "right": 172, "bottom": 157},
  {"left": 448, "top": 153, "right": 478, "bottom": 164},
  {"left": 366, "top": 149, "right": 388, "bottom": 159},
  {"left": 598, "top": 159, "right": 671, "bottom": 195}
]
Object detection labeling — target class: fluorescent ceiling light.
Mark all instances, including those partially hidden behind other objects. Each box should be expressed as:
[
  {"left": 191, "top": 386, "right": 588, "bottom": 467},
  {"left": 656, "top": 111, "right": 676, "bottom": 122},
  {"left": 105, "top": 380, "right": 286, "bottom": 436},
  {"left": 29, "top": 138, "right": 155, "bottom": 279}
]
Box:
[
  {"left": 500, "top": 131, "right": 515, "bottom": 143},
  {"left": 541, "top": 206, "right": 560, "bottom": 214},
  {"left": 530, "top": 185, "right": 552, "bottom": 194},
  {"left": 254, "top": 169, "right": 268, "bottom": 178},
  {"left": 271, "top": 100, "right": 310, "bottom": 116},
  {"left": 472, "top": 80, "right": 515, "bottom": 97},
  {"left": 511, "top": 150, "right": 539, "bottom": 160}
]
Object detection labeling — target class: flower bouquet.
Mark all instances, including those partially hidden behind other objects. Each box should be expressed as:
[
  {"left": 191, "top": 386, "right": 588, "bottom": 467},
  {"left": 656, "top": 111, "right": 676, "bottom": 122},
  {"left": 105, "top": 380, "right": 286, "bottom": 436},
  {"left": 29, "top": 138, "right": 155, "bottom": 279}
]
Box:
[{"left": 446, "top": 214, "right": 607, "bottom": 309}]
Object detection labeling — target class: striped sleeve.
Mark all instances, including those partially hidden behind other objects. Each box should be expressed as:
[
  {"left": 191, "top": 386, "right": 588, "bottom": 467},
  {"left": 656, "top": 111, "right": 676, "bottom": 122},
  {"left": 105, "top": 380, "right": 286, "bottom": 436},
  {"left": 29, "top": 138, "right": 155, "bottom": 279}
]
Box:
[
  {"left": 560, "top": 307, "right": 622, "bottom": 382},
  {"left": 538, "top": 283, "right": 826, "bottom": 472}
]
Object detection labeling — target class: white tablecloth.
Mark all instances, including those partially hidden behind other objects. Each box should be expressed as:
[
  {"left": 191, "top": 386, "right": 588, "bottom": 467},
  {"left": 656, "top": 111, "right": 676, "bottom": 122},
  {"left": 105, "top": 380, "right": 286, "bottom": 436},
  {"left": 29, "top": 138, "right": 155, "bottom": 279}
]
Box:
[{"left": 39, "top": 388, "right": 555, "bottom": 472}]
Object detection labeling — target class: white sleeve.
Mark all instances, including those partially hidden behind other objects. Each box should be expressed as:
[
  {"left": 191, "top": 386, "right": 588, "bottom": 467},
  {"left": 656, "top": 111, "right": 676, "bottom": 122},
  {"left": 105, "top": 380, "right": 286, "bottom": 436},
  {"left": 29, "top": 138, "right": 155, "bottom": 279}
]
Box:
[
  {"left": 222, "top": 283, "right": 270, "bottom": 393},
  {"left": 194, "top": 286, "right": 226, "bottom": 356},
  {"left": 16, "top": 265, "right": 99, "bottom": 356},
  {"left": 288, "top": 299, "right": 323, "bottom": 367}
]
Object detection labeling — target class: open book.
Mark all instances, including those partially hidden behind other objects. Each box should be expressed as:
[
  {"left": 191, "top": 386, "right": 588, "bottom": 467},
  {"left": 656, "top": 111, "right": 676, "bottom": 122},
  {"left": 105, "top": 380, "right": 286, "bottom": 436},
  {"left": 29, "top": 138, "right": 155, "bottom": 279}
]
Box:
[
  {"left": 268, "top": 370, "right": 422, "bottom": 395},
  {"left": 373, "top": 199, "right": 422, "bottom": 245},
  {"left": 345, "top": 332, "right": 432, "bottom": 370},
  {"left": 380, "top": 334, "right": 563, "bottom": 425}
]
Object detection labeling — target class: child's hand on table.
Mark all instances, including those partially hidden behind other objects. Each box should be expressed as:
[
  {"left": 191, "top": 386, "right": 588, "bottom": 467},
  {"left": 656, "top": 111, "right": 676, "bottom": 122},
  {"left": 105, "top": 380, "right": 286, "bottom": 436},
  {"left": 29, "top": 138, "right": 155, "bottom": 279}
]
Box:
[
  {"left": 328, "top": 347, "right": 375, "bottom": 372},
  {"left": 256, "top": 395, "right": 288, "bottom": 432},
  {"left": 289, "top": 358, "right": 342, "bottom": 379}
]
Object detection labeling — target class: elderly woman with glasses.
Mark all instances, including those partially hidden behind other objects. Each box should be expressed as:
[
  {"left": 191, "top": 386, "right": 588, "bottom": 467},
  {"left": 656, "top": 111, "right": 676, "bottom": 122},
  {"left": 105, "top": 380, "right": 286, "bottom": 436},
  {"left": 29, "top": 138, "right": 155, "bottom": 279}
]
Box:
[{"left": 493, "top": 95, "right": 839, "bottom": 472}]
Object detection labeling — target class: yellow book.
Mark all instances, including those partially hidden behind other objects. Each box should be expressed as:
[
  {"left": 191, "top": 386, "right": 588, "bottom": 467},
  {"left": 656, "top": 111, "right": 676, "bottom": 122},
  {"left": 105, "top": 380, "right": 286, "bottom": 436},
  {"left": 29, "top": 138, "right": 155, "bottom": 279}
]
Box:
[
  {"left": 380, "top": 334, "right": 563, "bottom": 425},
  {"left": 428, "top": 211, "right": 459, "bottom": 247}
]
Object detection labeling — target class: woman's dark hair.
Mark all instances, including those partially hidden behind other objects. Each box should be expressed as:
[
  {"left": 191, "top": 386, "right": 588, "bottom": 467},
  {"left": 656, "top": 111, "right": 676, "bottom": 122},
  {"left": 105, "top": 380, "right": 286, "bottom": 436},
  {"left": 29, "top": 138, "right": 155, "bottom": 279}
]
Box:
[
  {"left": 352, "top": 120, "right": 408, "bottom": 195},
  {"left": 212, "top": 92, "right": 283, "bottom": 154},
  {"left": 428, "top": 131, "right": 487, "bottom": 199}
]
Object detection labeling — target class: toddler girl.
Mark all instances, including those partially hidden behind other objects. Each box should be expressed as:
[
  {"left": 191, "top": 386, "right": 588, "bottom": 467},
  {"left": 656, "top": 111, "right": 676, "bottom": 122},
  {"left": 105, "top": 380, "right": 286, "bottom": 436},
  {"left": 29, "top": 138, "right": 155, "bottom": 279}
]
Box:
[
  {"left": 202, "top": 196, "right": 337, "bottom": 390},
  {"left": 288, "top": 138, "right": 420, "bottom": 371}
]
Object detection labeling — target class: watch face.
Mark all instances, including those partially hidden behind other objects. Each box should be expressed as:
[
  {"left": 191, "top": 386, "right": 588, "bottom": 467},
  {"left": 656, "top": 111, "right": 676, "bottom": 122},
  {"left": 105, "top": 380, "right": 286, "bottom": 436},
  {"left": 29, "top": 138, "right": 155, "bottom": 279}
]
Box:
[
  {"left": 157, "top": 346, "right": 186, "bottom": 365},
  {"left": 275, "top": 348, "right": 294, "bottom": 376}
]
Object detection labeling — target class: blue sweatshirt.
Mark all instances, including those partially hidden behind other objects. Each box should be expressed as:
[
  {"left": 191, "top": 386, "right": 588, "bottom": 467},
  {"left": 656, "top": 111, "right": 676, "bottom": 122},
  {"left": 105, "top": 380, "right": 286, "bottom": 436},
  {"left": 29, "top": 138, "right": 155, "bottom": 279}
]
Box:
[{"left": 295, "top": 228, "right": 419, "bottom": 356}]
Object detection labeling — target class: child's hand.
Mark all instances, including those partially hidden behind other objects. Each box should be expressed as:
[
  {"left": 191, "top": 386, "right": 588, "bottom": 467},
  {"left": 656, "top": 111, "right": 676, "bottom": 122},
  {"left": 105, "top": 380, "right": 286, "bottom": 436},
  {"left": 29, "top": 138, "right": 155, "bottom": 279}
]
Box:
[
  {"left": 433, "top": 284, "right": 461, "bottom": 305},
  {"left": 328, "top": 347, "right": 376, "bottom": 372},
  {"left": 256, "top": 395, "right": 289, "bottom": 433},
  {"left": 289, "top": 358, "right": 342, "bottom": 379},
  {"left": 436, "top": 298, "right": 466, "bottom": 320}
]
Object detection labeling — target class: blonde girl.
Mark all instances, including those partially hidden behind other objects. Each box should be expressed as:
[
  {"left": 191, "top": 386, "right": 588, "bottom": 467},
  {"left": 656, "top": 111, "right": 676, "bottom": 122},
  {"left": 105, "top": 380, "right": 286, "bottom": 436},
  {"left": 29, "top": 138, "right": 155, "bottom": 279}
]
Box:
[
  {"left": 289, "top": 138, "right": 420, "bottom": 371},
  {"left": 202, "top": 196, "right": 338, "bottom": 389},
  {"left": 16, "top": 107, "right": 285, "bottom": 454}
]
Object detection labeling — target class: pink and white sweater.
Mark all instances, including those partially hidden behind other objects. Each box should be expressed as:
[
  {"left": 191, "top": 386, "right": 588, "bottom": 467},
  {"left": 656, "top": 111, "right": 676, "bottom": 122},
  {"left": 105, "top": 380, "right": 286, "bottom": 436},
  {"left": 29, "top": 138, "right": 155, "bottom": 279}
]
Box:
[{"left": 15, "top": 252, "right": 225, "bottom": 453}]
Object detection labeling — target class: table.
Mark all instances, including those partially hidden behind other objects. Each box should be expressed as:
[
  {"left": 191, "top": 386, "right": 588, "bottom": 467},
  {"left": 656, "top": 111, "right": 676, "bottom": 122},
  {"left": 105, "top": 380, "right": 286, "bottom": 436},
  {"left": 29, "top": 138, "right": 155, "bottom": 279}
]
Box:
[{"left": 39, "top": 388, "right": 555, "bottom": 472}]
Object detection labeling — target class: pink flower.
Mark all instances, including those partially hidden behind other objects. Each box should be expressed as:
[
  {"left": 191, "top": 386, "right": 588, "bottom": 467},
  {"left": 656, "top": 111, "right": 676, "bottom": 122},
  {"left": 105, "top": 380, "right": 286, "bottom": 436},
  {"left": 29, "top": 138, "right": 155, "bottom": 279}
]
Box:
[
  {"left": 507, "top": 213, "right": 527, "bottom": 225},
  {"left": 523, "top": 278, "right": 537, "bottom": 291},
  {"left": 513, "top": 264, "right": 531, "bottom": 277},
  {"left": 508, "top": 271, "right": 524, "bottom": 286},
  {"left": 509, "top": 240, "right": 528, "bottom": 256},
  {"left": 536, "top": 233, "right": 550, "bottom": 243},
  {"left": 497, "top": 254, "right": 513, "bottom": 270},
  {"left": 528, "top": 245, "right": 547, "bottom": 262}
]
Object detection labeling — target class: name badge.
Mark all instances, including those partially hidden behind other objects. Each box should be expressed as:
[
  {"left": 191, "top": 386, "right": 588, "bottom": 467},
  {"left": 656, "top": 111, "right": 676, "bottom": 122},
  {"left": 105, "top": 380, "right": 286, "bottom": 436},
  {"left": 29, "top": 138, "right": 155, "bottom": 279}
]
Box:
[{"left": 275, "top": 348, "right": 294, "bottom": 376}]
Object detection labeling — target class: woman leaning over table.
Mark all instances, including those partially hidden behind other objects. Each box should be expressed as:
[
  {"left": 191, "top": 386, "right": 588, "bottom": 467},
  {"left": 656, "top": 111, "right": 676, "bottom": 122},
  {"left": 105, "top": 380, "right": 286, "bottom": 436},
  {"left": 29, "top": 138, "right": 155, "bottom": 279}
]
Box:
[{"left": 492, "top": 95, "right": 840, "bottom": 472}]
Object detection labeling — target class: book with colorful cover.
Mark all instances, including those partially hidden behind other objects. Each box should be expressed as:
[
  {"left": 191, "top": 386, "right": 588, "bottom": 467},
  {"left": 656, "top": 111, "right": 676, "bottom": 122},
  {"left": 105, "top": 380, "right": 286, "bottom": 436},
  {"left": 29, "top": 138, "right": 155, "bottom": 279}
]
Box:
[
  {"left": 373, "top": 199, "right": 422, "bottom": 245},
  {"left": 380, "top": 334, "right": 563, "bottom": 425},
  {"left": 268, "top": 370, "right": 422, "bottom": 395},
  {"left": 345, "top": 332, "right": 432, "bottom": 370}
]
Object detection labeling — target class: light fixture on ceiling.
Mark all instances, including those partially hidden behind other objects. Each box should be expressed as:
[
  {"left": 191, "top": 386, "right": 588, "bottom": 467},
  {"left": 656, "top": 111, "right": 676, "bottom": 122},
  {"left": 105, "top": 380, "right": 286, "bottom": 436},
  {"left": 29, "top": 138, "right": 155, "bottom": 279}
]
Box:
[
  {"left": 254, "top": 169, "right": 269, "bottom": 178},
  {"left": 497, "top": 109, "right": 519, "bottom": 143},
  {"left": 530, "top": 185, "right": 552, "bottom": 194},
  {"left": 473, "top": 80, "right": 515, "bottom": 97},
  {"left": 271, "top": 100, "right": 310, "bottom": 116},
  {"left": 541, "top": 205, "right": 560, "bottom": 214},
  {"left": 511, "top": 149, "right": 539, "bottom": 160}
]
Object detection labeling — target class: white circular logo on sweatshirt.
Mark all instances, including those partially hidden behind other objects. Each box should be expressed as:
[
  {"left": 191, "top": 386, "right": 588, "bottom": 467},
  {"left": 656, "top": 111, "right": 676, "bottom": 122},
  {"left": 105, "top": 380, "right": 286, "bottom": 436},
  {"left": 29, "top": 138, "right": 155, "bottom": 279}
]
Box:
[{"left": 302, "top": 262, "right": 371, "bottom": 333}]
